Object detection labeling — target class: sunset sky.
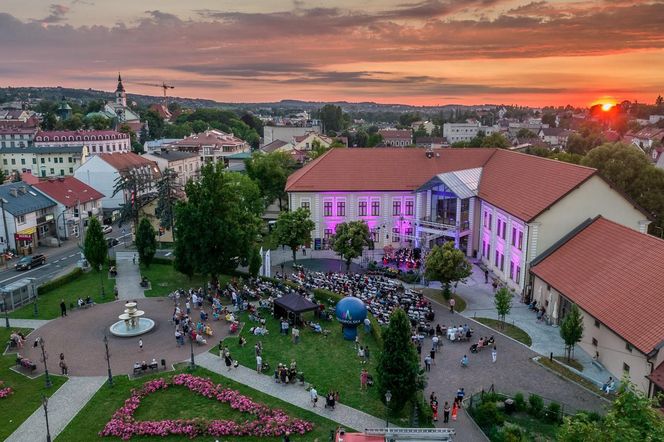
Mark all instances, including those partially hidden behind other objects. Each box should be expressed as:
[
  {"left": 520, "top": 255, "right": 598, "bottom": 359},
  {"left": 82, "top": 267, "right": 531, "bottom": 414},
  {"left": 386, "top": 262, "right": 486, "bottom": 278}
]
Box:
[{"left": 1, "top": 0, "right": 663, "bottom": 107}]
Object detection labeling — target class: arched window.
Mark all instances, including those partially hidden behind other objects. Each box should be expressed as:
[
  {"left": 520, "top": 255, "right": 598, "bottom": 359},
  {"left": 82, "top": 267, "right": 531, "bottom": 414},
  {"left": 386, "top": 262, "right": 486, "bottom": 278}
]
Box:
[
  {"left": 69, "top": 136, "right": 74, "bottom": 141},
  {"left": 54, "top": 136, "right": 59, "bottom": 141}
]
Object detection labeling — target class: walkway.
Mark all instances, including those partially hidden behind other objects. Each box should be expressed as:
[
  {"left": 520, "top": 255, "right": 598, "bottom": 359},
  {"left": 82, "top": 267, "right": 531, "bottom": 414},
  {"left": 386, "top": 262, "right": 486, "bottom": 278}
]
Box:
[
  {"left": 114, "top": 251, "right": 145, "bottom": 300},
  {"left": 6, "top": 318, "right": 50, "bottom": 329},
  {"left": 196, "top": 352, "right": 389, "bottom": 432},
  {"left": 456, "top": 264, "right": 612, "bottom": 386},
  {"left": 6, "top": 376, "right": 106, "bottom": 442}
]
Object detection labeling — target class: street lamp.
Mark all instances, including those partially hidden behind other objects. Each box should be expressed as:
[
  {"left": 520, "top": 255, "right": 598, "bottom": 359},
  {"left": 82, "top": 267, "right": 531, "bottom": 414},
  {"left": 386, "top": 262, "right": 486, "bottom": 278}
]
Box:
[
  {"left": 41, "top": 394, "right": 52, "bottom": 442},
  {"left": 38, "top": 337, "right": 52, "bottom": 388},
  {"left": 188, "top": 335, "right": 195, "bottom": 371},
  {"left": 32, "top": 282, "right": 38, "bottom": 318},
  {"left": 103, "top": 335, "right": 113, "bottom": 387},
  {"left": 385, "top": 390, "right": 392, "bottom": 428},
  {"left": 99, "top": 264, "right": 105, "bottom": 299},
  {"left": 2, "top": 302, "right": 9, "bottom": 328}
]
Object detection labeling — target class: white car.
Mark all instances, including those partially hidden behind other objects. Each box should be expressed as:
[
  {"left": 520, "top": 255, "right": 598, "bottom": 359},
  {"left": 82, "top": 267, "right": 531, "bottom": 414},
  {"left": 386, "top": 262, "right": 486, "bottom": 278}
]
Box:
[{"left": 103, "top": 225, "right": 113, "bottom": 235}]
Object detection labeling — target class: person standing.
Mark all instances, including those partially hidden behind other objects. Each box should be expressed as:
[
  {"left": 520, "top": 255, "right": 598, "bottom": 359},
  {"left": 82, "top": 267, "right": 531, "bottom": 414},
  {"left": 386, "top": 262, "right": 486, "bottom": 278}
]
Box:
[
  {"left": 310, "top": 385, "right": 318, "bottom": 407},
  {"left": 138, "top": 338, "right": 143, "bottom": 352},
  {"left": 256, "top": 354, "right": 262, "bottom": 373},
  {"left": 429, "top": 347, "right": 436, "bottom": 366},
  {"left": 451, "top": 401, "right": 458, "bottom": 421},
  {"left": 443, "top": 401, "right": 451, "bottom": 423},
  {"left": 432, "top": 334, "right": 439, "bottom": 351},
  {"left": 224, "top": 352, "right": 233, "bottom": 371},
  {"left": 60, "top": 299, "right": 67, "bottom": 317},
  {"left": 484, "top": 269, "right": 489, "bottom": 283},
  {"left": 292, "top": 326, "right": 300, "bottom": 344},
  {"left": 416, "top": 342, "right": 422, "bottom": 358},
  {"left": 449, "top": 297, "right": 455, "bottom": 313},
  {"left": 59, "top": 353, "right": 68, "bottom": 375},
  {"left": 364, "top": 317, "right": 371, "bottom": 334},
  {"left": 360, "top": 368, "right": 368, "bottom": 391},
  {"left": 175, "top": 329, "right": 182, "bottom": 347},
  {"left": 424, "top": 354, "right": 432, "bottom": 372},
  {"left": 492, "top": 345, "right": 497, "bottom": 363},
  {"left": 133, "top": 254, "right": 137, "bottom": 265},
  {"left": 431, "top": 397, "right": 439, "bottom": 422}
]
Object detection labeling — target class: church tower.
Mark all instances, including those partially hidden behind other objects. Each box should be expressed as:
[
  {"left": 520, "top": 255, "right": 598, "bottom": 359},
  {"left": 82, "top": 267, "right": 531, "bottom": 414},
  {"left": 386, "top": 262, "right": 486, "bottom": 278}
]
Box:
[{"left": 115, "top": 73, "right": 127, "bottom": 108}]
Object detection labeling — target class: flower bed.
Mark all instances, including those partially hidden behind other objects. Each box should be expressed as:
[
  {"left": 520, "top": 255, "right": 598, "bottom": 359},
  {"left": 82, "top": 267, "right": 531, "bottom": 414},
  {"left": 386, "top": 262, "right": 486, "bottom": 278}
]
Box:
[
  {"left": 0, "top": 381, "right": 12, "bottom": 399},
  {"left": 99, "top": 374, "right": 313, "bottom": 440}
]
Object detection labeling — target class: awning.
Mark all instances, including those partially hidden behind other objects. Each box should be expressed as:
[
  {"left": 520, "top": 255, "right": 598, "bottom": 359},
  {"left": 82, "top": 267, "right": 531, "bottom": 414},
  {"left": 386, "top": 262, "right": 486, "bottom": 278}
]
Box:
[{"left": 15, "top": 226, "right": 36, "bottom": 242}]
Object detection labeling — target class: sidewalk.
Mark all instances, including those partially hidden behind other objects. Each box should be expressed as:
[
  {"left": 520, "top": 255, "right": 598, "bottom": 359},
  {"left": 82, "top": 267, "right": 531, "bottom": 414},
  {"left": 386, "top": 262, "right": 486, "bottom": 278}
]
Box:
[
  {"left": 6, "top": 376, "right": 106, "bottom": 442},
  {"left": 6, "top": 318, "right": 51, "bottom": 329},
  {"left": 196, "top": 352, "right": 389, "bottom": 432},
  {"left": 114, "top": 251, "right": 145, "bottom": 300}
]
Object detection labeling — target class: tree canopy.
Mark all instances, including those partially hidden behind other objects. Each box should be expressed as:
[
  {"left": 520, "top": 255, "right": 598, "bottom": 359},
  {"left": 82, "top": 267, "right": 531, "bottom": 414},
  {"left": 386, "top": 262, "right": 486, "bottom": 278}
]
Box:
[
  {"left": 135, "top": 218, "right": 157, "bottom": 268},
  {"left": 329, "top": 221, "right": 370, "bottom": 271},
  {"left": 155, "top": 168, "right": 182, "bottom": 233},
  {"left": 274, "top": 208, "right": 315, "bottom": 262},
  {"left": 494, "top": 287, "right": 512, "bottom": 327},
  {"left": 245, "top": 151, "right": 295, "bottom": 210},
  {"left": 559, "top": 305, "right": 584, "bottom": 362},
  {"left": 424, "top": 242, "right": 472, "bottom": 298},
  {"left": 83, "top": 217, "right": 107, "bottom": 270}
]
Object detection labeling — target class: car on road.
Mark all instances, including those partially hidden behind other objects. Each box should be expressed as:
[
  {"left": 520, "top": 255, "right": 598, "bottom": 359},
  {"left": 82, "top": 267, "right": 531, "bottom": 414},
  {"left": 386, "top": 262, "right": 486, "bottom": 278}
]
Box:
[
  {"left": 103, "top": 225, "right": 113, "bottom": 235},
  {"left": 107, "top": 237, "right": 120, "bottom": 248},
  {"left": 15, "top": 254, "right": 46, "bottom": 271}
]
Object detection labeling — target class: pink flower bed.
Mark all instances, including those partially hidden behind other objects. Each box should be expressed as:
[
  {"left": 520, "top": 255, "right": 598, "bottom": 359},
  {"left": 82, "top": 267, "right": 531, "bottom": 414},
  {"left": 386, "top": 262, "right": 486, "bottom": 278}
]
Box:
[
  {"left": 99, "top": 374, "right": 314, "bottom": 440},
  {"left": 0, "top": 380, "right": 12, "bottom": 398}
]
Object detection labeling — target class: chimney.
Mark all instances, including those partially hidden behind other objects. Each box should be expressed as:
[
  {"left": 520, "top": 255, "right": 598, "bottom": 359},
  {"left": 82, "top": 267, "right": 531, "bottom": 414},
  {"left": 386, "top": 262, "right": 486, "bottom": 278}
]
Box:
[
  {"left": 9, "top": 188, "right": 17, "bottom": 197},
  {"left": 18, "top": 186, "right": 27, "bottom": 194}
]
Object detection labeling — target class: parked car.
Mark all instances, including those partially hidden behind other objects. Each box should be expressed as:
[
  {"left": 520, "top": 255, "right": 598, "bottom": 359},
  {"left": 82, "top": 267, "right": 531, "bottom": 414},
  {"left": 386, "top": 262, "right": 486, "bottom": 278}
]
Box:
[
  {"left": 107, "top": 237, "right": 120, "bottom": 248},
  {"left": 15, "top": 254, "right": 46, "bottom": 271},
  {"left": 103, "top": 225, "right": 113, "bottom": 235}
]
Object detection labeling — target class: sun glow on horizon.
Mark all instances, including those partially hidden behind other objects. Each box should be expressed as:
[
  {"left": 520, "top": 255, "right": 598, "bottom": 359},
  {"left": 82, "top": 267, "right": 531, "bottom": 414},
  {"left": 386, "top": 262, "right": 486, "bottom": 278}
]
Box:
[{"left": 601, "top": 103, "right": 614, "bottom": 111}]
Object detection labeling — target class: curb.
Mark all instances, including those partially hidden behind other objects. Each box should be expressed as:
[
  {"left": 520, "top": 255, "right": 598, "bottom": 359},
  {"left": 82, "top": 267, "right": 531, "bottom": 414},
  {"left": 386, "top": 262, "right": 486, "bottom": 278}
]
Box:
[{"left": 530, "top": 356, "right": 611, "bottom": 404}]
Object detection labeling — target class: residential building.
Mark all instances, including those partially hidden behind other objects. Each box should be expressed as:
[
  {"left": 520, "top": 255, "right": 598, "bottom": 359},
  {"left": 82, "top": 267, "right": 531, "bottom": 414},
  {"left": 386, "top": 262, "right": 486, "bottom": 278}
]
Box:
[
  {"left": 378, "top": 129, "right": 413, "bottom": 147},
  {"left": 624, "top": 127, "right": 664, "bottom": 151},
  {"left": 34, "top": 130, "right": 130, "bottom": 155},
  {"left": 410, "top": 121, "right": 436, "bottom": 134},
  {"left": 530, "top": 216, "right": 664, "bottom": 397},
  {"left": 649, "top": 115, "right": 664, "bottom": 124},
  {"left": 260, "top": 139, "right": 292, "bottom": 154},
  {"left": 286, "top": 148, "right": 650, "bottom": 295},
  {"left": 263, "top": 124, "right": 321, "bottom": 145},
  {"left": 142, "top": 150, "right": 201, "bottom": 186},
  {"left": 167, "top": 129, "right": 249, "bottom": 166},
  {"left": 0, "top": 128, "right": 37, "bottom": 148},
  {"left": 143, "top": 138, "right": 181, "bottom": 154},
  {"left": 74, "top": 152, "right": 160, "bottom": 211},
  {"left": 443, "top": 122, "right": 499, "bottom": 143},
  {"left": 0, "top": 145, "right": 88, "bottom": 178},
  {"left": 538, "top": 128, "right": 572, "bottom": 147},
  {"left": 0, "top": 109, "right": 39, "bottom": 128},
  {"left": 0, "top": 182, "right": 57, "bottom": 252},
  {"left": 32, "top": 176, "right": 104, "bottom": 240}
]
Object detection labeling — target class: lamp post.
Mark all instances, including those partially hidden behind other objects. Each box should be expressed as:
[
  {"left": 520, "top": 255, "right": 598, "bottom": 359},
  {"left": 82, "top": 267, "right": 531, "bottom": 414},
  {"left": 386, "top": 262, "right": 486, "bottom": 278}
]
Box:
[
  {"left": 103, "top": 335, "right": 113, "bottom": 387},
  {"left": 38, "top": 337, "right": 52, "bottom": 388},
  {"left": 32, "top": 282, "right": 38, "bottom": 318},
  {"left": 41, "top": 394, "right": 52, "bottom": 442},
  {"left": 188, "top": 335, "right": 195, "bottom": 371},
  {"left": 2, "top": 301, "right": 9, "bottom": 328},
  {"left": 280, "top": 262, "right": 285, "bottom": 280},
  {"left": 385, "top": 390, "right": 392, "bottom": 428},
  {"left": 99, "top": 264, "right": 105, "bottom": 299}
]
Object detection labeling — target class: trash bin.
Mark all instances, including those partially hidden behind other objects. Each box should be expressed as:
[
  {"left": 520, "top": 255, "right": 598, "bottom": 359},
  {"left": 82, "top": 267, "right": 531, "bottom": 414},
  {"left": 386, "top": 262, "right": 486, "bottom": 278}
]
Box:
[{"left": 504, "top": 398, "right": 515, "bottom": 414}]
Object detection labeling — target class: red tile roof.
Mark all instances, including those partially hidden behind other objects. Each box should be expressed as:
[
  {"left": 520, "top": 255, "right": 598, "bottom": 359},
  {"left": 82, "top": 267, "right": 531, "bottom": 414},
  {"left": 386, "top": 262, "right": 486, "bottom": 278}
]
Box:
[
  {"left": 478, "top": 149, "right": 595, "bottom": 221},
  {"left": 647, "top": 360, "right": 664, "bottom": 391},
  {"left": 35, "top": 130, "right": 129, "bottom": 140},
  {"left": 378, "top": 129, "right": 412, "bottom": 139},
  {"left": 286, "top": 148, "right": 597, "bottom": 221},
  {"left": 531, "top": 217, "right": 664, "bottom": 354},
  {"left": 286, "top": 148, "right": 494, "bottom": 192},
  {"left": 33, "top": 176, "right": 104, "bottom": 206},
  {"left": 99, "top": 152, "right": 159, "bottom": 173}
]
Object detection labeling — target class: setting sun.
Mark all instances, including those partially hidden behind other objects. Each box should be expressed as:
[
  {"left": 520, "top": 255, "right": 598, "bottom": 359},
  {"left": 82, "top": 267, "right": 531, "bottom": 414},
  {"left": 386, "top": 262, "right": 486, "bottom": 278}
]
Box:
[{"left": 601, "top": 103, "right": 614, "bottom": 111}]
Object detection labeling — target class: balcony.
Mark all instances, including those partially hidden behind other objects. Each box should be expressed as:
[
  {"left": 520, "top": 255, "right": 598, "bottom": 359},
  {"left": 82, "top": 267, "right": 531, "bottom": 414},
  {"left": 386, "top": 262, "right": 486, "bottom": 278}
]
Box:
[{"left": 415, "top": 215, "right": 457, "bottom": 231}]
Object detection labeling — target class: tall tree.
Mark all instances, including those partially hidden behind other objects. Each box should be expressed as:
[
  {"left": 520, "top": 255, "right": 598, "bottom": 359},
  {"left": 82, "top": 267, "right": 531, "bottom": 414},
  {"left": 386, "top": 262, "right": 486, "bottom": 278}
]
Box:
[
  {"left": 245, "top": 151, "right": 294, "bottom": 210},
  {"left": 559, "top": 305, "right": 584, "bottom": 362},
  {"left": 155, "top": 168, "right": 182, "bottom": 236},
  {"left": 329, "top": 221, "right": 370, "bottom": 272},
  {"left": 84, "top": 217, "right": 107, "bottom": 270},
  {"left": 317, "top": 104, "right": 346, "bottom": 133},
  {"left": 273, "top": 208, "right": 315, "bottom": 262},
  {"left": 558, "top": 380, "right": 664, "bottom": 441},
  {"left": 135, "top": 218, "right": 157, "bottom": 268},
  {"left": 112, "top": 169, "right": 156, "bottom": 228},
  {"left": 174, "top": 163, "right": 263, "bottom": 283},
  {"left": 494, "top": 287, "right": 512, "bottom": 329},
  {"left": 424, "top": 242, "right": 472, "bottom": 299},
  {"left": 248, "top": 246, "right": 262, "bottom": 278},
  {"left": 377, "top": 308, "right": 422, "bottom": 414}
]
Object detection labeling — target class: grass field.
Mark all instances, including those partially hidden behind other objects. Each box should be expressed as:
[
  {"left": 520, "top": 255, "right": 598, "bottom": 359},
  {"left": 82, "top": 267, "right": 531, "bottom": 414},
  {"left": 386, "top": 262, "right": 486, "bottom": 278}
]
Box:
[
  {"left": 57, "top": 366, "right": 344, "bottom": 441},
  {"left": 475, "top": 317, "right": 533, "bottom": 347},
  {"left": 140, "top": 263, "right": 214, "bottom": 297},
  {"left": 0, "top": 328, "right": 67, "bottom": 440},
  {"left": 9, "top": 267, "right": 115, "bottom": 320},
  {"left": 209, "top": 310, "right": 410, "bottom": 424}
]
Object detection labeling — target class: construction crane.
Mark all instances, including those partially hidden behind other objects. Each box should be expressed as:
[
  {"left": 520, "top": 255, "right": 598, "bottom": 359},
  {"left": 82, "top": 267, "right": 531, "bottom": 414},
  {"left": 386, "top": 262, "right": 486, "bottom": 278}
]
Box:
[{"left": 128, "top": 81, "right": 175, "bottom": 100}]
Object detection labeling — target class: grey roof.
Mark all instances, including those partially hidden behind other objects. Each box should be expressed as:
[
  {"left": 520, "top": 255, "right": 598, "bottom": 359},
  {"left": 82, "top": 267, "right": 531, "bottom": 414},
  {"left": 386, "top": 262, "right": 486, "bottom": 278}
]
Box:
[
  {"left": 0, "top": 182, "right": 56, "bottom": 216},
  {"left": 0, "top": 145, "right": 85, "bottom": 154},
  {"left": 417, "top": 167, "right": 483, "bottom": 199},
  {"left": 261, "top": 140, "right": 288, "bottom": 153},
  {"left": 144, "top": 150, "right": 199, "bottom": 161}
]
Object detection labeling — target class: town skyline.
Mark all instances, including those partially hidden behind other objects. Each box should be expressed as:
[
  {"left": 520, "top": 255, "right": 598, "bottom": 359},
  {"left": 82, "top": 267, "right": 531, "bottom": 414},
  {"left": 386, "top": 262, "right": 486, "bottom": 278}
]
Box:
[{"left": 1, "top": 0, "right": 663, "bottom": 107}]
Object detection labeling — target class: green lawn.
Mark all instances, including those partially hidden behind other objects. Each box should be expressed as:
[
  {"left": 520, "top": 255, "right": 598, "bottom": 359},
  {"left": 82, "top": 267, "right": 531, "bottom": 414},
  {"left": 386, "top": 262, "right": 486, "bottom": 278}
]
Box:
[
  {"left": 475, "top": 317, "right": 532, "bottom": 347},
  {"left": 140, "top": 263, "right": 218, "bottom": 297},
  {"left": 9, "top": 267, "right": 116, "bottom": 320},
  {"left": 210, "top": 310, "right": 410, "bottom": 424},
  {"left": 537, "top": 357, "right": 605, "bottom": 396},
  {"left": 57, "top": 366, "right": 343, "bottom": 441},
  {"left": 421, "top": 288, "right": 467, "bottom": 313},
  {"left": 0, "top": 328, "right": 67, "bottom": 440},
  {"left": 553, "top": 356, "right": 584, "bottom": 372}
]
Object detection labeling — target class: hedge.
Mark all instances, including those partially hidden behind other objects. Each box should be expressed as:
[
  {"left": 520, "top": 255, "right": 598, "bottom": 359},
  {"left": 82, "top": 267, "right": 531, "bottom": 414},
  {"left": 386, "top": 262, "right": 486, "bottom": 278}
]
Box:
[
  {"left": 313, "top": 288, "right": 344, "bottom": 304},
  {"left": 38, "top": 267, "right": 84, "bottom": 295}
]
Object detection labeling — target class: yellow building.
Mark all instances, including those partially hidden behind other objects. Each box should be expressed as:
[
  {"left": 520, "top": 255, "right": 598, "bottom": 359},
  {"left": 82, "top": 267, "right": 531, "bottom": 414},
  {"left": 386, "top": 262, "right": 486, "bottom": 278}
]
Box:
[{"left": 0, "top": 145, "right": 88, "bottom": 178}]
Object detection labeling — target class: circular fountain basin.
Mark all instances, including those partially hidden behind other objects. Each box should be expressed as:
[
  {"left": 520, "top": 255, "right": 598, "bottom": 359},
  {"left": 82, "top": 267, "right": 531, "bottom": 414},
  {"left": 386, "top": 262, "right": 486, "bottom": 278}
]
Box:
[{"left": 109, "top": 318, "right": 156, "bottom": 337}]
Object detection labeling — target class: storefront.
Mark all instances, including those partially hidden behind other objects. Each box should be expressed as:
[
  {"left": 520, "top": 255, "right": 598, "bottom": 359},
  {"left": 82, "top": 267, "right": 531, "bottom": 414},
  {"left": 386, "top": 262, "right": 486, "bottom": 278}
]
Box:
[{"left": 14, "top": 227, "right": 35, "bottom": 255}]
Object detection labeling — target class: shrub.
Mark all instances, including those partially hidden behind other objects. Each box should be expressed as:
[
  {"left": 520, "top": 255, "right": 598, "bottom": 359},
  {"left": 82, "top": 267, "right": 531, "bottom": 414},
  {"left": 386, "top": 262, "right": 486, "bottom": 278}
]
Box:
[
  {"left": 513, "top": 392, "right": 526, "bottom": 412},
  {"left": 482, "top": 391, "right": 505, "bottom": 403},
  {"left": 368, "top": 314, "right": 383, "bottom": 348},
  {"left": 528, "top": 394, "right": 544, "bottom": 417},
  {"left": 545, "top": 402, "right": 562, "bottom": 423},
  {"left": 415, "top": 394, "right": 433, "bottom": 426},
  {"left": 474, "top": 401, "right": 505, "bottom": 429},
  {"left": 38, "top": 268, "right": 83, "bottom": 294},
  {"left": 313, "top": 288, "right": 344, "bottom": 304}
]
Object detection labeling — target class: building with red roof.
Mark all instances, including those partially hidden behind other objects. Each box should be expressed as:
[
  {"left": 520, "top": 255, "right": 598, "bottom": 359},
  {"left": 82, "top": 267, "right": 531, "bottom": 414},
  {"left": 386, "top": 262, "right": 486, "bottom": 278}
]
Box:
[
  {"left": 378, "top": 129, "right": 413, "bottom": 147},
  {"left": 286, "top": 148, "right": 651, "bottom": 294},
  {"left": 167, "top": 129, "right": 249, "bottom": 165},
  {"left": 35, "top": 129, "right": 131, "bottom": 155},
  {"left": 530, "top": 216, "right": 664, "bottom": 397},
  {"left": 33, "top": 176, "right": 104, "bottom": 240}
]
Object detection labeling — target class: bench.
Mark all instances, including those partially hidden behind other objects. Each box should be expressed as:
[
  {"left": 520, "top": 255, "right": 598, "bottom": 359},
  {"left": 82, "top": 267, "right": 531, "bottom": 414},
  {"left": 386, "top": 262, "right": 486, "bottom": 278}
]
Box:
[
  {"left": 133, "top": 362, "right": 160, "bottom": 376},
  {"left": 77, "top": 303, "right": 94, "bottom": 310},
  {"left": 6, "top": 340, "right": 18, "bottom": 351}
]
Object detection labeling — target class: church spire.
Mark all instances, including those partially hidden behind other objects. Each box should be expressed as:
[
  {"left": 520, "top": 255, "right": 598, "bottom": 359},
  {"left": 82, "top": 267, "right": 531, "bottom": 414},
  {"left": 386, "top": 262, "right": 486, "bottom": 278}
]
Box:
[{"left": 116, "top": 72, "right": 125, "bottom": 93}]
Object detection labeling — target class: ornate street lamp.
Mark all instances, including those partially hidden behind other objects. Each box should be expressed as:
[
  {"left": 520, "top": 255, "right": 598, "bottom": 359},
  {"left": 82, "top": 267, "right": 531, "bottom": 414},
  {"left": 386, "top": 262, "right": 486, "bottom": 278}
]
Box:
[
  {"left": 38, "top": 337, "right": 52, "bottom": 388},
  {"left": 103, "top": 335, "right": 113, "bottom": 387},
  {"left": 41, "top": 394, "right": 52, "bottom": 442},
  {"left": 99, "top": 263, "right": 105, "bottom": 299},
  {"left": 385, "top": 390, "right": 392, "bottom": 428}
]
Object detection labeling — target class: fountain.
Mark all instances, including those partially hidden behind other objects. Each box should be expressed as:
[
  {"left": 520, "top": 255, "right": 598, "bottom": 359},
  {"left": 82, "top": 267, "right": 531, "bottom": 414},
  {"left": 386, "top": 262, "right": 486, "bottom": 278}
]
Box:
[{"left": 109, "top": 302, "right": 156, "bottom": 337}]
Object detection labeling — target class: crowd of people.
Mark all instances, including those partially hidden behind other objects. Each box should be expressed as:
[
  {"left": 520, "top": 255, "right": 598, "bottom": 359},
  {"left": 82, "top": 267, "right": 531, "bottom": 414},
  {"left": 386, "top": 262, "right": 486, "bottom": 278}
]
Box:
[{"left": 382, "top": 247, "right": 424, "bottom": 270}]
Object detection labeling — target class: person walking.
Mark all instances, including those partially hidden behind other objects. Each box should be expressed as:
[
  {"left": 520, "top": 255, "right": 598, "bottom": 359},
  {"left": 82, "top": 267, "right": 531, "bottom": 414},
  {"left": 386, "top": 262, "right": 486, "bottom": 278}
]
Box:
[
  {"left": 443, "top": 401, "right": 451, "bottom": 423},
  {"left": 429, "top": 347, "right": 436, "bottom": 366},
  {"left": 424, "top": 354, "right": 432, "bottom": 372},
  {"left": 175, "top": 329, "right": 183, "bottom": 347},
  {"left": 60, "top": 299, "right": 67, "bottom": 317},
  {"left": 484, "top": 269, "right": 489, "bottom": 283},
  {"left": 224, "top": 352, "right": 233, "bottom": 371},
  {"left": 451, "top": 401, "right": 458, "bottom": 421},
  {"left": 133, "top": 254, "right": 137, "bottom": 265},
  {"left": 449, "top": 297, "right": 455, "bottom": 313},
  {"left": 431, "top": 397, "right": 439, "bottom": 422},
  {"left": 256, "top": 354, "right": 262, "bottom": 373},
  {"left": 416, "top": 342, "right": 422, "bottom": 358},
  {"left": 138, "top": 338, "right": 143, "bottom": 352},
  {"left": 310, "top": 385, "right": 318, "bottom": 407},
  {"left": 491, "top": 345, "right": 497, "bottom": 363},
  {"left": 432, "top": 334, "right": 439, "bottom": 351},
  {"left": 59, "top": 353, "right": 68, "bottom": 375},
  {"left": 360, "top": 368, "right": 368, "bottom": 391},
  {"left": 291, "top": 326, "right": 300, "bottom": 344}
]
